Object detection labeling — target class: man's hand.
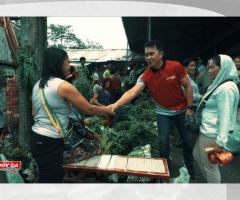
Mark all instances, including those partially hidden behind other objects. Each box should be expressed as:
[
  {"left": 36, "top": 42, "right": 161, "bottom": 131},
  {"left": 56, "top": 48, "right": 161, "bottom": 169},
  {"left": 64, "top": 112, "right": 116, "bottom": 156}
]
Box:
[
  {"left": 186, "top": 108, "right": 193, "bottom": 119},
  {"left": 106, "top": 105, "right": 116, "bottom": 116},
  {"left": 107, "top": 103, "right": 119, "bottom": 113}
]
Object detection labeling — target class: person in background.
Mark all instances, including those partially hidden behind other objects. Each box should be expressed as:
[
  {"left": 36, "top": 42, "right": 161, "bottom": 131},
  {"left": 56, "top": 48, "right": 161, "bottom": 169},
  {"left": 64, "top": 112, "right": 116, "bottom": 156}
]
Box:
[
  {"left": 109, "top": 40, "right": 195, "bottom": 178},
  {"left": 103, "top": 64, "right": 111, "bottom": 80},
  {"left": 233, "top": 55, "right": 240, "bottom": 90},
  {"left": 183, "top": 58, "right": 202, "bottom": 108},
  {"left": 195, "top": 57, "right": 211, "bottom": 95},
  {"left": 65, "top": 65, "right": 78, "bottom": 85},
  {"left": 79, "top": 56, "right": 90, "bottom": 79},
  {"left": 128, "top": 63, "right": 138, "bottom": 88},
  {"left": 91, "top": 66, "right": 100, "bottom": 85},
  {"left": 110, "top": 67, "right": 122, "bottom": 103},
  {"left": 121, "top": 67, "right": 130, "bottom": 92},
  {"left": 91, "top": 78, "right": 111, "bottom": 106},
  {"left": 31, "top": 48, "right": 114, "bottom": 183},
  {"left": 233, "top": 55, "right": 240, "bottom": 77},
  {"left": 193, "top": 54, "right": 239, "bottom": 183}
]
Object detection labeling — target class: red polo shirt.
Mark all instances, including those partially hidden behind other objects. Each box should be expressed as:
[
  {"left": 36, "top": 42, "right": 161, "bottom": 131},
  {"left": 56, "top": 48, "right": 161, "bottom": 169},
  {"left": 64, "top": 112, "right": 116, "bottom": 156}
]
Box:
[{"left": 140, "top": 60, "right": 187, "bottom": 110}]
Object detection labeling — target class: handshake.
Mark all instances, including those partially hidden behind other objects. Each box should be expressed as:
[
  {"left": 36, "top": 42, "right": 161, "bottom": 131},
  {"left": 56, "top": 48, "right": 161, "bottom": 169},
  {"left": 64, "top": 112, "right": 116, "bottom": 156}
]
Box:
[{"left": 105, "top": 103, "right": 119, "bottom": 116}]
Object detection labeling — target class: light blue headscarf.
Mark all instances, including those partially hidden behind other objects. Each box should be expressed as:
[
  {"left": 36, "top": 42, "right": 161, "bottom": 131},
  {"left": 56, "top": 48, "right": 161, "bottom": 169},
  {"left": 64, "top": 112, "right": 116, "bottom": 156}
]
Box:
[{"left": 198, "top": 54, "right": 239, "bottom": 107}]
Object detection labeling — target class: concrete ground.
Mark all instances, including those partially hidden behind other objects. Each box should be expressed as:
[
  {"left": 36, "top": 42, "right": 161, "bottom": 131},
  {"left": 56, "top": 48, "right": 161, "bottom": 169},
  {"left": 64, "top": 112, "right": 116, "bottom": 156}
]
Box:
[{"left": 170, "top": 135, "right": 240, "bottom": 183}]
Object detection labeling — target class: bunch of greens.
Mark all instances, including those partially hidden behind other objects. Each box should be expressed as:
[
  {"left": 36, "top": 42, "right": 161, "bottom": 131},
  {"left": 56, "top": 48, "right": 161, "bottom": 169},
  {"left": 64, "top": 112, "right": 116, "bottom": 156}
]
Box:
[{"left": 86, "top": 93, "right": 159, "bottom": 157}]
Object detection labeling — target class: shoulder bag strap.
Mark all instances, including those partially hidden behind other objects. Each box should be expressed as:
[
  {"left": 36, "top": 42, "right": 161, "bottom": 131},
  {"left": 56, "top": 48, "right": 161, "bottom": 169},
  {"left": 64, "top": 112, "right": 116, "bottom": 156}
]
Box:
[
  {"left": 201, "top": 79, "right": 234, "bottom": 109},
  {"left": 39, "top": 88, "right": 66, "bottom": 138}
]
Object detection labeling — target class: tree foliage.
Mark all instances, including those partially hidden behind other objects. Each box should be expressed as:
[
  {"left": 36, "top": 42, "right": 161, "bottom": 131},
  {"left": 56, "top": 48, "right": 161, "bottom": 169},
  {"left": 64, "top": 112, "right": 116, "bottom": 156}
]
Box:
[{"left": 47, "top": 24, "right": 103, "bottom": 49}]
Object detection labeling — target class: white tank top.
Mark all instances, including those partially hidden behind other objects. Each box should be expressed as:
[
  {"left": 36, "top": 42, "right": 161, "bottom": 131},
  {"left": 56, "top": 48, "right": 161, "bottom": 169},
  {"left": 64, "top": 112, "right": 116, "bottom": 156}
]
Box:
[{"left": 32, "top": 78, "right": 71, "bottom": 138}]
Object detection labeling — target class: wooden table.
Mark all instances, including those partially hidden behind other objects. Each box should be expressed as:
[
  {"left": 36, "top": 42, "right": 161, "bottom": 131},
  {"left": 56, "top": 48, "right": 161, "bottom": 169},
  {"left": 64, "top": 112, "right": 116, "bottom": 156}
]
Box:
[{"left": 63, "top": 155, "right": 170, "bottom": 181}]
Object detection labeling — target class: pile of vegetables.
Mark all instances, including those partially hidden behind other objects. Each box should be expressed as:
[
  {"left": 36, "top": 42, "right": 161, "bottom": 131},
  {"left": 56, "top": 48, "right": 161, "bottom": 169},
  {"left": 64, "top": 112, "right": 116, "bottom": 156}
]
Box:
[{"left": 86, "top": 93, "right": 159, "bottom": 157}]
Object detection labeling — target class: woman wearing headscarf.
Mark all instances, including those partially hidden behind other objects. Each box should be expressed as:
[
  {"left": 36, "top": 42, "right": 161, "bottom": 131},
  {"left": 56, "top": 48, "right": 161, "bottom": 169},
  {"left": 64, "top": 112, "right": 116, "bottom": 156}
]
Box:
[{"left": 193, "top": 54, "right": 239, "bottom": 183}]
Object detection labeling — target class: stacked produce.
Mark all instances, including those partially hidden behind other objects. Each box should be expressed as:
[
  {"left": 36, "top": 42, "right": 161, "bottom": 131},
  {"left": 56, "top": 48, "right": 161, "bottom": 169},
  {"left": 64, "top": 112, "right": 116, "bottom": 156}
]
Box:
[
  {"left": 85, "top": 93, "right": 159, "bottom": 157},
  {"left": 83, "top": 93, "right": 159, "bottom": 182}
]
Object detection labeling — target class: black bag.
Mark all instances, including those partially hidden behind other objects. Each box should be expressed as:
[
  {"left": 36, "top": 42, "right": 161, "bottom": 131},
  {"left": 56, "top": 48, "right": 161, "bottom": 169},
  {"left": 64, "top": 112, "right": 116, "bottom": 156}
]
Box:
[
  {"left": 63, "top": 120, "right": 87, "bottom": 151},
  {"left": 185, "top": 79, "right": 233, "bottom": 133},
  {"left": 185, "top": 103, "right": 205, "bottom": 133},
  {"left": 39, "top": 88, "right": 86, "bottom": 151}
]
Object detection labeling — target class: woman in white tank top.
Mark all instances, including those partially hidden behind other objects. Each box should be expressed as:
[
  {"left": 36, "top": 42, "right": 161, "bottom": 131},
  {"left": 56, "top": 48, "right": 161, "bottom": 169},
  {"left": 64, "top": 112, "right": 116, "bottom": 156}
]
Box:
[{"left": 31, "top": 47, "right": 114, "bottom": 183}]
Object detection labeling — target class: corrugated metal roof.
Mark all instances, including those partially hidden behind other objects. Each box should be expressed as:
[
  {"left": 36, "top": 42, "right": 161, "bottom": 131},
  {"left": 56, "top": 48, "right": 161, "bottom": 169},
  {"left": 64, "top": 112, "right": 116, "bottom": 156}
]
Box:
[{"left": 66, "top": 49, "right": 133, "bottom": 62}]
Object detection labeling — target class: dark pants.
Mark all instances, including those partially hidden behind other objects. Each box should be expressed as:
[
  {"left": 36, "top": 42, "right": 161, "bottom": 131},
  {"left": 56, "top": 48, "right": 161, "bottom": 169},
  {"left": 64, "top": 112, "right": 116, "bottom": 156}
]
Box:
[
  {"left": 31, "top": 132, "right": 64, "bottom": 183},
  {"left": 157, "top": 112, "right": 194, "bottom": 168}
]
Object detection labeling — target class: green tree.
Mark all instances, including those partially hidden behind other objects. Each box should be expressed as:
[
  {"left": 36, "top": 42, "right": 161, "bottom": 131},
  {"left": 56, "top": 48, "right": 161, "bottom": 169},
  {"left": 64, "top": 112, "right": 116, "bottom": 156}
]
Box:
[
  {"left": 47, "top": 24, "right": 86, "bottom": 49},
  {"left": 47, "top": 24, "right": 103, "bottom": 49}
]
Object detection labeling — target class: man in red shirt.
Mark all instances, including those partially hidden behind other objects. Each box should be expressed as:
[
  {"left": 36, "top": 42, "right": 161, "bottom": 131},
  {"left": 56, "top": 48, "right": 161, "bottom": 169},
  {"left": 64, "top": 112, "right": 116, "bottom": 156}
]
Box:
[{"left": 110, "top": 40, "right": 195, "bottom": 178}]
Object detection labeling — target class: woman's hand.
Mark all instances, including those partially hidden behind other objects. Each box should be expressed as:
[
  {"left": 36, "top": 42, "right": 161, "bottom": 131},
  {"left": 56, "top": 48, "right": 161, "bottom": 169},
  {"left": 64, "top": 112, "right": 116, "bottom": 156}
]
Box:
[
  {"left": 106, "top": 104, "right": 115, "bottom": 116},
  {"left": 205, "top": 145, "right": 224, "bottom": 153},
  {"left": 213, "top": 144, "right": 224, "bottom": 152}
]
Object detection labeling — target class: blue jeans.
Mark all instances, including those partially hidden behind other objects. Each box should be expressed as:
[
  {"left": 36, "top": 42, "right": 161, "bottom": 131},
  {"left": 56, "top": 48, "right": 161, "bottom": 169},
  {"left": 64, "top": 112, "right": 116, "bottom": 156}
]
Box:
[{"left": 157, "top": 112, "right": 194, "bottom": 167}]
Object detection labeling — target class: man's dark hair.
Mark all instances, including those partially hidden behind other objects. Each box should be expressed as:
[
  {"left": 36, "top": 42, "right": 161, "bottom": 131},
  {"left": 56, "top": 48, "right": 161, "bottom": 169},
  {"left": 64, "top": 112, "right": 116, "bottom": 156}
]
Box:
[
  {"left": 144, "top": 40, "right": 163, "bottom": 51},
  {"left": 102, "top": 78, "right": 111, "bottom": 89},
  {"left": 39, "top": 47, "right": 67, "bottom": 88},
  {"left": 80, "top": 57, "right": 86, "bottom": 62},
  {"left": 111, "top": 66, "right": 118, "bottom": 74},
  {"left": 183, "top": 58, "right": 196, "bottom": 68},
  {"left": 209, "top": 55, "right": 221, "bottom": 67}
]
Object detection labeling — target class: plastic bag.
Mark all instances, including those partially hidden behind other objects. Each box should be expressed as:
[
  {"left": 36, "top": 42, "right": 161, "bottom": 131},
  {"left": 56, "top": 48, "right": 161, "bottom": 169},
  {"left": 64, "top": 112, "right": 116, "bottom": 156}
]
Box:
[{"left": 171, "top": 166, "right": 190, "bottom": 183}]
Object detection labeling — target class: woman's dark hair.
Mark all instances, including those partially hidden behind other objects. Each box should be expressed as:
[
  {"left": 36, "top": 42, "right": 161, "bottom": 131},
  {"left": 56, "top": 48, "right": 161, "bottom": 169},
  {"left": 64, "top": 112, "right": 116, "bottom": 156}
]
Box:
[
  {"left": 183, "top": 58, "right": 196, "bottom": 68},
  {"left": 102, "top": 78, "right": 111, "bottom": 89},
  {"left": 39, "top": 47, "right": 67, "bottom": 88},
  {"left": 209, "top": 55, "right": 221, "bottom": 67},
  {"left": 144, "top": 40, "right": 164, "bottom": 52}
]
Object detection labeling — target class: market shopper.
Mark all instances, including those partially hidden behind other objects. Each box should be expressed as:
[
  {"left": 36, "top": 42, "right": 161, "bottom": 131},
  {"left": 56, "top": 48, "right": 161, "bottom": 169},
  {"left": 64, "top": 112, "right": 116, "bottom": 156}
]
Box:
[
  {"left": 183, "top": 58, "right": 202, "bottom": 108},
  {"left": 31, "top": 47, "right": 114, "bottom": 183},
  {"left": 91, "top": 78, "right": 111, "bottom": 106},
  {"left": 128, "top": 63, "right": 138, "bottom": 88},
  {"left": 233, "top": 55, "right": 240, "bottom": 78},
  {"left": 193, "top": 55, "right": 239, "bottom": 183},
  {"left": 110, "top": 67, "right": 122, "bottom": 103},
  {"left": 79, "top": 56, "right": 90, "bottom": 79},
  {"left": 91, "top": 66, "right": 100, "bottom": 84},
  {"left": 103, "top": 64, "right": 111, "bottom": 79},
  {"left": 109, "top": 40, "right": 195, "bottom": 177},
  {"left": 195, "top": 57, "right": 211, "bottom": 95}
]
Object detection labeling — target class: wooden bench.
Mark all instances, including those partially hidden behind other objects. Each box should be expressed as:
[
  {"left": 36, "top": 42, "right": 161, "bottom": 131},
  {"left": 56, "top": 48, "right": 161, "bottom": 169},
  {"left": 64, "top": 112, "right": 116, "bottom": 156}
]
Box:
[{"left": 63, "top": 155, "right": 170, "bottom": 181}]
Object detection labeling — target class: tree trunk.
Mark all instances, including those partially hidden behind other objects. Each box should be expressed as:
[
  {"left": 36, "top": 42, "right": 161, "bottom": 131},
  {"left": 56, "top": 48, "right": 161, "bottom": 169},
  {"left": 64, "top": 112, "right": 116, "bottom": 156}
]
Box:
[{"left": 17, "top": 17, "right": 47, "bottom": 150}]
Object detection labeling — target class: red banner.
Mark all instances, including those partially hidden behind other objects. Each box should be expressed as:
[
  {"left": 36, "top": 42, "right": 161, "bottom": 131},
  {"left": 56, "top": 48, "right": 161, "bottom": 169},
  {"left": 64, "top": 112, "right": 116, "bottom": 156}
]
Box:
[{"left": 0, "top": 161, "right": 22, "bottom": 173}]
